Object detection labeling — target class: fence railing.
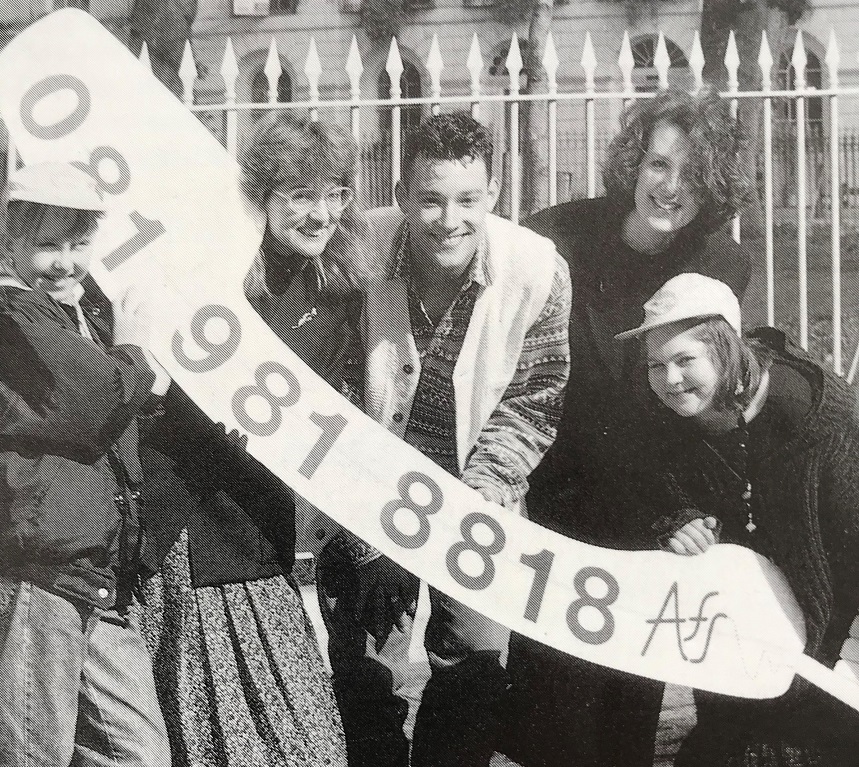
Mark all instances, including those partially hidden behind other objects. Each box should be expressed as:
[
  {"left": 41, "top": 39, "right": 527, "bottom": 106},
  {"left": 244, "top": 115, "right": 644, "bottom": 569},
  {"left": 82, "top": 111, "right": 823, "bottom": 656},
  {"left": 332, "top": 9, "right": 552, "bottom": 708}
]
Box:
[{"left": 8, "top": 26, "right": 859, "bottom": 378}]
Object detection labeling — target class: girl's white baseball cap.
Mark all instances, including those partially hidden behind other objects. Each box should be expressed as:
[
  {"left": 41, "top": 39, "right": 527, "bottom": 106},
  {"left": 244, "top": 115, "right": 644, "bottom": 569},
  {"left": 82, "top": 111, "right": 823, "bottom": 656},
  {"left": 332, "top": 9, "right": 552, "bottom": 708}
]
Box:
[{"left": 615, "top": 273, "right": 742, "bottom": 341}]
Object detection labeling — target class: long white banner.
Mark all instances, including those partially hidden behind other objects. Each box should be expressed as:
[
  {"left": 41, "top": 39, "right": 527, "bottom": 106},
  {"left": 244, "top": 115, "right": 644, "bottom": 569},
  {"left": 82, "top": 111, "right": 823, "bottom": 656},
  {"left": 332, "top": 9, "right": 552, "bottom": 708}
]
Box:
[{"left": 2, "top": 9, "right": 857, "bottom": 710}]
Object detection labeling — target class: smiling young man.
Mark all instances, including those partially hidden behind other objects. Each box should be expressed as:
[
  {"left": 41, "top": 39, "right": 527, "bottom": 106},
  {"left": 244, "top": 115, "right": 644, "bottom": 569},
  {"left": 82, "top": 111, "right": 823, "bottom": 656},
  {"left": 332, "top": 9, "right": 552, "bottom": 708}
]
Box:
[{"left": 317, "top": 112, "right": 571, "bottom": 767}]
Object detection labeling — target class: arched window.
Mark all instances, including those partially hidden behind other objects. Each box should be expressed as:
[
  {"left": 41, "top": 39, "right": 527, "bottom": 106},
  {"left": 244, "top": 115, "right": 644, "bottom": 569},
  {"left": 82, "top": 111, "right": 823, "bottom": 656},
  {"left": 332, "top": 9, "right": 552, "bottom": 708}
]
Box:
[
  {"left": 487, "top": 38, "right": 534, "bottom": 94},
  {"left": 777, "top": 49, "right": 823, "bottom": 136},
  {"left": 630, "top": 35, "right": 689, "bottom": 92},
  {"left": 488, "top": 38, "right": 531, "bottom": 78},
  {"left": 378, "top": 61, "right": 423, "bottom": 136}
]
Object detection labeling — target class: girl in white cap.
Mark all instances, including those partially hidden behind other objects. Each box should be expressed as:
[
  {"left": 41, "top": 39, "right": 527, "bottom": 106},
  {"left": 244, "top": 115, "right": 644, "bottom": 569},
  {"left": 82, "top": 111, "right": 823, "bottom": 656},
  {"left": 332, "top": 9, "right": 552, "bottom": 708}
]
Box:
[{"left": 620, "top": 273, "right": 859, "bottom": 766}]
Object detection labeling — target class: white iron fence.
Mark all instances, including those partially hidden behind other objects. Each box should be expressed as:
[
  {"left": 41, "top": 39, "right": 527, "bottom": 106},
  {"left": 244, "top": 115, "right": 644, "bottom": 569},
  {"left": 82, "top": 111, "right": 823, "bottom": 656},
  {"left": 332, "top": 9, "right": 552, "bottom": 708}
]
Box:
[{"left": 7, "top": 27, "right": 859, "bottom": 380}]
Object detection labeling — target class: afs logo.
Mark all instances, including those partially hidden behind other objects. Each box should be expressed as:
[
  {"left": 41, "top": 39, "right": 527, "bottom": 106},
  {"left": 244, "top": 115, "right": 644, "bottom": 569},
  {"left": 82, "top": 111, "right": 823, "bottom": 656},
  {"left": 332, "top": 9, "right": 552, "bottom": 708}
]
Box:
[{"left": 641, "top": 582, "right": 727, "bottom": 664}]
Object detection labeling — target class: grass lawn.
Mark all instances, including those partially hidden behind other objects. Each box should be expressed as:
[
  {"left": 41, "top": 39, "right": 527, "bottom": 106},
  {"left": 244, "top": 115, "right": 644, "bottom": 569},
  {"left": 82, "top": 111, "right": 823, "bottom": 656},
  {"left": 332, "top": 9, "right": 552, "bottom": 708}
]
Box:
[{"left": 741, "top": 222, "right": 859, "bottom": 373}]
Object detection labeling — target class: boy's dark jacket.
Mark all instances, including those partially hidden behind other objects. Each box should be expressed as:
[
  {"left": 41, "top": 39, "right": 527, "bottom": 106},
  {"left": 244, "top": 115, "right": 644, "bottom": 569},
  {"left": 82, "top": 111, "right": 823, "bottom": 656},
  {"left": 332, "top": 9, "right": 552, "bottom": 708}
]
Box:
[
  {"left": 0, "top": 279, "right": 155, "bottom": 609},
  {"left": 82, "top": 276, "right": 322, "bottom": 588}
]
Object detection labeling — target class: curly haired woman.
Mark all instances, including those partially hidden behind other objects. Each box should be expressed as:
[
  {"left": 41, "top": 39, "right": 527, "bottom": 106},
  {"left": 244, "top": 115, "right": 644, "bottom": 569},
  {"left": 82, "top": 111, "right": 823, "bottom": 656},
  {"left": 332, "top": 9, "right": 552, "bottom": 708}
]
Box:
[{"left": 504, "top": 88, "right": 753, "bottom": 767}]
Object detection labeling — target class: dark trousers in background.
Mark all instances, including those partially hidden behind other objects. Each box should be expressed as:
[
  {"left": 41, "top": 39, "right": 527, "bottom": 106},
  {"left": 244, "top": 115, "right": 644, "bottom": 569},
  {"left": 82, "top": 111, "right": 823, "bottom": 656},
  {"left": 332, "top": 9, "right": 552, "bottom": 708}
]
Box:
[
  {"left": 317, "top": 548, "right": 509, "bottom": 767},
  {"left": 504, "top": 631, "right": 663, "bottom": 767}
]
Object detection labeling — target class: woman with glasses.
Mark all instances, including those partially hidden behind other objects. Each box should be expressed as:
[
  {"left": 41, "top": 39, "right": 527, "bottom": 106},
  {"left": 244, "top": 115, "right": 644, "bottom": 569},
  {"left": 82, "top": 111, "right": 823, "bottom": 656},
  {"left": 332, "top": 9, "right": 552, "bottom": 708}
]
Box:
[{"left": 135, "top": 114, "right": 368, "bottom": 767}]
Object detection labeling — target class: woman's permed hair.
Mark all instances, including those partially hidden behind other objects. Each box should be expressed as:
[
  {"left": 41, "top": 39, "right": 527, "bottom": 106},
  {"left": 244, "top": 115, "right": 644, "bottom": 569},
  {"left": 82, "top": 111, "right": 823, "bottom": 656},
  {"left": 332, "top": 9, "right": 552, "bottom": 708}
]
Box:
[
  {"left": 240, "top": 113, "right": 369, "bottom": 302},
  {"left": 603, "top": 87, "right": 751, "bottom": 233},
  {"left": 689, "top": 317, "right": 772, "bottom": 413}
]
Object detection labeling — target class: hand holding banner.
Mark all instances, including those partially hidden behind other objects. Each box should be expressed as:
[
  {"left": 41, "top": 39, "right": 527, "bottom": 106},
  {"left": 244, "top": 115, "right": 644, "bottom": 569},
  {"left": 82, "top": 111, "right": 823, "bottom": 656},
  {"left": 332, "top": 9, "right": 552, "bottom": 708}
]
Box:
[{"left": 2, "top": 9, "right": 858, "bottom": 711}]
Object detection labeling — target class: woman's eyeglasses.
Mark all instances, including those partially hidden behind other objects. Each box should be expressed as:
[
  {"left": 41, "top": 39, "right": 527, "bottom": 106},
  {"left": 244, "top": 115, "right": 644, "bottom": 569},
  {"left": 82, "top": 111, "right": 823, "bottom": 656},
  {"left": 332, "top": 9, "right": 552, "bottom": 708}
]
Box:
[{"left": 271, "top": 186, "right": 354, "bottom": 216}]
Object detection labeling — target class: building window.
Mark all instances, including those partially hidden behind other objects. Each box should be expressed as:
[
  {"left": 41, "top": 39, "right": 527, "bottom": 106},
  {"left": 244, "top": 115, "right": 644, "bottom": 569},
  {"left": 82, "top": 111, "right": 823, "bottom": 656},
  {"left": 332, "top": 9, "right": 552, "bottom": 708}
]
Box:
[
  {"left": 378, "top": 61, "right": 423, "bottom": 136},
  {"left": 269, "top": 0, "right": 299, "bottom": 13},
  {"left": 630, "top": 35, "right": 689, "bottom": 92},
  {"left": 54, "top": 0, "right": 89, "bottom": 8},
  {"left": 488, "top": 38, "right": 532, "bottom": 89},
  {"left": 777, "top": 48, "right": 823, "bottom": 136}
]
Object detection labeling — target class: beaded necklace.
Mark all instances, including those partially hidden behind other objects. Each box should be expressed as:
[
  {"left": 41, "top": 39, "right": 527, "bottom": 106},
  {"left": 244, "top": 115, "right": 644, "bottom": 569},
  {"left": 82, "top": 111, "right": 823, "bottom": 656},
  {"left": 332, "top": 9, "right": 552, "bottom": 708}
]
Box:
[{"left": 700, "top": 415, "right": 756, "bottom": 533}]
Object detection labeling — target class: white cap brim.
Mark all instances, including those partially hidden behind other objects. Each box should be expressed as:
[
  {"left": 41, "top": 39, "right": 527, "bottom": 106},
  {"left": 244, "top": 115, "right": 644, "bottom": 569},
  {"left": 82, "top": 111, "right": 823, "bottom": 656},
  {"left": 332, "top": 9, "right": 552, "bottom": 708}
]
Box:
[
  {"left": 614, "top": 313, "right": 724, "bottom": 342},
  {"left": 6, "top": 187, "right": 106, "bottom": 212}
]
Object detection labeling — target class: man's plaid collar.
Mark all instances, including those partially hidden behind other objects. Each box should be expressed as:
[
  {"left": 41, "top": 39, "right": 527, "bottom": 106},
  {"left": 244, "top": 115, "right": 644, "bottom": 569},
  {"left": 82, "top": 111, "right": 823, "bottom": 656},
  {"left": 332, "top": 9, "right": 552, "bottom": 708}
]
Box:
[{"left": 389, "top": 223, "right": 491, "bottom": 287}]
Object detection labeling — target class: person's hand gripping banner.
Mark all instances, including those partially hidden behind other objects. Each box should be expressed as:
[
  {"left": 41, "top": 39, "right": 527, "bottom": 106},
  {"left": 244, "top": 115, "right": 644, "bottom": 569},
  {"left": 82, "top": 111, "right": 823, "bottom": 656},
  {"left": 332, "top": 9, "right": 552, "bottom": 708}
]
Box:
[{"left": 3, "top": 8, "right": 858, "bottom": 711}]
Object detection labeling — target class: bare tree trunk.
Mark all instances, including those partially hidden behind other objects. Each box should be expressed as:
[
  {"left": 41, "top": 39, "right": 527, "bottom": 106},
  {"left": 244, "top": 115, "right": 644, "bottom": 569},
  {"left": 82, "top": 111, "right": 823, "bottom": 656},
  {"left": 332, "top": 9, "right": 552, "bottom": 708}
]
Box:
[
  {"left": 700, "top": 0, "right": 790, "bottom": 234},
  {"left": 521, "top": 0, "right": 553, "bottom": 217},
  {"left": 129, "top": 0, "right": 198, "bottom": 97}
]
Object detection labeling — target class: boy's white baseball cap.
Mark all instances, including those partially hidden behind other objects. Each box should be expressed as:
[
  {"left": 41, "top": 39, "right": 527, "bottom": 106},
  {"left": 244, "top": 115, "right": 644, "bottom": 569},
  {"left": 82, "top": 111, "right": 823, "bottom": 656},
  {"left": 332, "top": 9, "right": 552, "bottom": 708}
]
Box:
[
  {"left": 615, "top": 273, "right": 742, "bottom": 341},
  {"left": 5, "top": 162, "right": 105, "bottom": 212}
]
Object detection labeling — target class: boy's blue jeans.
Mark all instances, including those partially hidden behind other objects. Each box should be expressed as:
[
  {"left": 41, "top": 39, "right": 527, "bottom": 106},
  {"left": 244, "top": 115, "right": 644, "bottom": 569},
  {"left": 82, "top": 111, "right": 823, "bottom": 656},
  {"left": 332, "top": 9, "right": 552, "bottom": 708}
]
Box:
[{"left": 0, "top": 578, "right": 170, "bottom": 767}]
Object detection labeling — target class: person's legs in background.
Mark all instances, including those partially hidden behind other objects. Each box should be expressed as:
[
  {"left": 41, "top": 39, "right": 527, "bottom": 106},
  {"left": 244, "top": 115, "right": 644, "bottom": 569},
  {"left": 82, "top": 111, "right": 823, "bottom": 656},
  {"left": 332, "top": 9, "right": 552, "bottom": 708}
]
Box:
[
  {"left": 504, "top": 632, "right": 663, "bottom": 767},
  {"left": 317, "top": 548, "right": 415, "bottom": 767},
  {"left": 410, "top": 587, "right": 510, "bottom": 767}
]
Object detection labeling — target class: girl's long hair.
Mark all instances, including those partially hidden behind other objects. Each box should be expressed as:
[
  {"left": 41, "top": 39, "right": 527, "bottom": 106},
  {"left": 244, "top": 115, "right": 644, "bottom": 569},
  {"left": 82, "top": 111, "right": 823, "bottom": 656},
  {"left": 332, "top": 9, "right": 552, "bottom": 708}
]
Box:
[{"left": 241, "top": 114, "right": 370, "bottom": 306}]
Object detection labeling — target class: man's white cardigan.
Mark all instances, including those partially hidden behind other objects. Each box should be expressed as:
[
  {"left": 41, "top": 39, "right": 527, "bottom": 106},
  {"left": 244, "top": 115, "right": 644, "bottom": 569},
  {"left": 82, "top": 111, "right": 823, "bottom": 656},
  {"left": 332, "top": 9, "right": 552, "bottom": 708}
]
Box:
[{"left": 362, "top": 206, "right": 560, "bottom": 479}]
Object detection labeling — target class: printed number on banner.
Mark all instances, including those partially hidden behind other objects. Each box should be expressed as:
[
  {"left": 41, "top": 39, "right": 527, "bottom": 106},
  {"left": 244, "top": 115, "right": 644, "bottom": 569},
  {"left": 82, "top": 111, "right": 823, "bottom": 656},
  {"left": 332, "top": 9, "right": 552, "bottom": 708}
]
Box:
[
  {"left": 19, "top": 74, "right": 165, "bottom": 270},
  {"left": 232, "top": 360, "right": 301, "bottom": 438},
  {"left": 172, "top": 304, "right": 242, "bottom": 373},
  {"left": 567, "top": 566, "right": 619, "bottom": 645},
  {"left": 521, "top": 551, "right": 619, "bottom": 644},
  {"left": 172, "top": 303, "right": 347, "bottom": 475},
  {"left": 381, "top": 471, "right": 443, "bottom": 549},
  {"left": 446, "top": 512, "right": 506, "bottom": 590}
]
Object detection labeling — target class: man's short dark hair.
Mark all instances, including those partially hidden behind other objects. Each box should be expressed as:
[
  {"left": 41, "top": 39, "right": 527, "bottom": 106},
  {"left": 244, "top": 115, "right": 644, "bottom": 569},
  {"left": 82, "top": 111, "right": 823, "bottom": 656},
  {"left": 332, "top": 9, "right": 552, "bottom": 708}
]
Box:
[{"left": 401, "top": 112, "right": 494, "bottom": 184}]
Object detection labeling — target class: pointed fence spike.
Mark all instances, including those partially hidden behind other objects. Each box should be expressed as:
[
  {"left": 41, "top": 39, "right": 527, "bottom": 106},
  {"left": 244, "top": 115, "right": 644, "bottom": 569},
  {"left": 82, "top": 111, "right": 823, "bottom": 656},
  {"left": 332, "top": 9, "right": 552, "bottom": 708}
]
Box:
[
  {"left": 264, "top": 38, "right": 281, "bottom": 103},
  {"left": 506, "top": 33, "right": 523, "bottom": 94},
  {"left": 346, "top": 35, "right": 363, "bottom": 98},
  {"left": 139, "top": 41, "right": 151, "bottom": 71},
  {"left": 466, "top": 33, "right": 484, "bottom": 97},
  {"left": 724, "top": 31, "right": 740, "bottom": 92},
  {"left": 580, "top": 32, "right": 596, "bottom": 92},
  {"left": 791, "top": 29, "right": 807, "bottom": 88},
  {"left": 304, "top": 37, "right": 322, "bottom": 101},
  {"left": 689, "top": 31, "right": 705, "bottom": 93},
  {"left": 758, "top": 31, "right": 774, "bottom": 91},
  {"left": 654, "top": 31, "right": 670, "bottom": 90},
  {"left": 179, "top": 40, "right": 197, "bottom": 105},
  {"left": 543, "top": 31, "right": 559, "bottom": 92},
  {"left": 426, "top": 34, "right": 444, "bottom": 100},
  {"left": 386, "top": 37, "right": 404, "bottom": 97},
  {"left": 825, "top": 28, "right": 840, "bottom": 88},
  {"left": 618, "top": 31, "right": 634, "bottom": 94},
  {"left": 220, "top": 37, "right": 239, "bottom": 100}
]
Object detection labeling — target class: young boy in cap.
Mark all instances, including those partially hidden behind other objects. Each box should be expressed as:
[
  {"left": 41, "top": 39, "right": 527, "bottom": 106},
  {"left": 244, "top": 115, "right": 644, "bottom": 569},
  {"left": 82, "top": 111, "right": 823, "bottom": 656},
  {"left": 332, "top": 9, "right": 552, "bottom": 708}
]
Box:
[{"left": 0, "top": 162, "right": 171, "bottom": 767}]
